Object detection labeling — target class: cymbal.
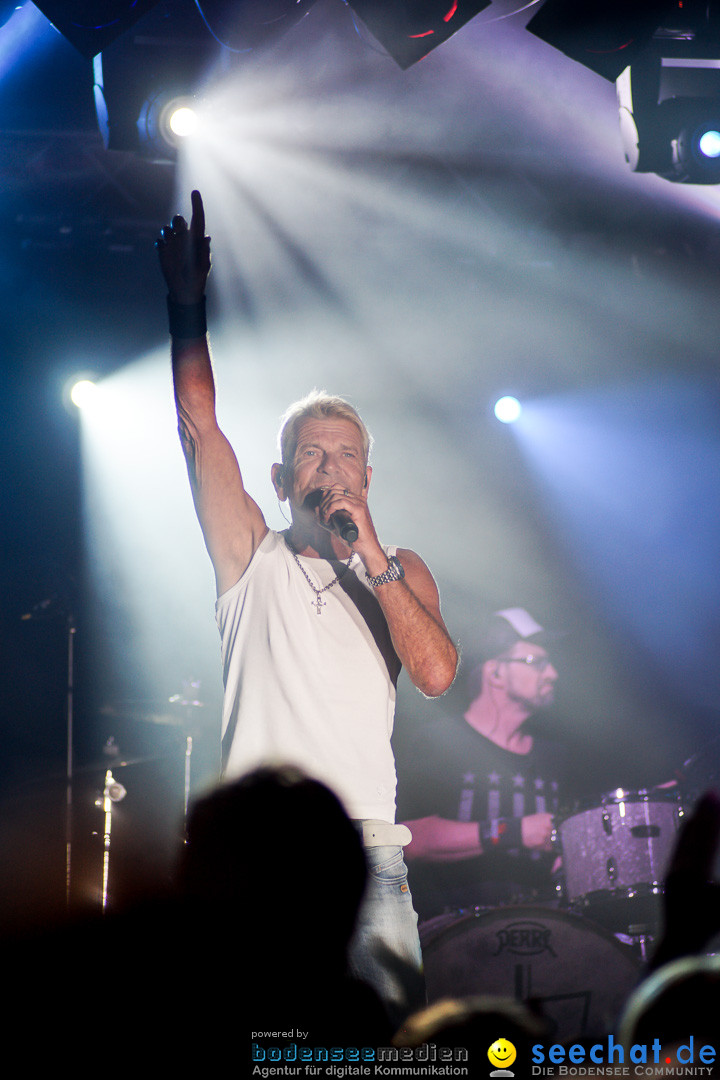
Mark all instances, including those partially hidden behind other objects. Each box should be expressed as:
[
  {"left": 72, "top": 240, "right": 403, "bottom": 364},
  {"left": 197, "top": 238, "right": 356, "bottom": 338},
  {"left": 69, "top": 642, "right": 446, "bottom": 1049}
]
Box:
[
  {"left": 74, "top": 754, "right": 161, "bottom": 774},
  {"left": 168, "top": 694, "right": 205, "bottom": 709},
  {"left": 99, "top": 697, "right": 205, "bottom": 727}
]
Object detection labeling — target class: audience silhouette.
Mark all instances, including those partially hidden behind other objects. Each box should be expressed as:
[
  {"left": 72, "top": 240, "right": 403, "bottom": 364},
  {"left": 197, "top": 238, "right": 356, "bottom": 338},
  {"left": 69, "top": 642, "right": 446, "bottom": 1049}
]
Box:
[{"left": 3, "top": 772, "right": 720, "bottom": 1073}]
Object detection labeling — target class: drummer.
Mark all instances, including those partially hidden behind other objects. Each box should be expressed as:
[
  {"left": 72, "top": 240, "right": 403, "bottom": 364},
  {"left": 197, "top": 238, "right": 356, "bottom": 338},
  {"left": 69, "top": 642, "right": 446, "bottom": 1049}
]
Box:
[{"left": 397, "top": 607, "right": 565, "bottom": 921}]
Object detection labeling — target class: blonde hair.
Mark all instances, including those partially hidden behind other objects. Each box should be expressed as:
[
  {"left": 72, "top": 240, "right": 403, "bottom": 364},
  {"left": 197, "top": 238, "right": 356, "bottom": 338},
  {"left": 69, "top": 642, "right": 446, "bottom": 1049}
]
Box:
[{"left": 278, "top": 389, "right": 373, "bottom": 468}]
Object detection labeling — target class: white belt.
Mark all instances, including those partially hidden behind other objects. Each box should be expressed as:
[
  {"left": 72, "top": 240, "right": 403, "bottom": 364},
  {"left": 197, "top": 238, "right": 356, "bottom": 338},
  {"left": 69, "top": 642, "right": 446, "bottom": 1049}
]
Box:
[{"left": 357, "top": 819, "right": 412, "bottom": 847}]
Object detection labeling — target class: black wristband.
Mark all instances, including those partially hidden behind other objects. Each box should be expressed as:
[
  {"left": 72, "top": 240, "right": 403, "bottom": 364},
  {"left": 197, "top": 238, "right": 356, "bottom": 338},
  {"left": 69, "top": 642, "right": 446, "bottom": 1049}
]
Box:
[
  {"left": 479, "top": 817, "right": 523, "bottom": 852},
  {"left": 167, "top": 296, "right": 207, "bottom": 338}
]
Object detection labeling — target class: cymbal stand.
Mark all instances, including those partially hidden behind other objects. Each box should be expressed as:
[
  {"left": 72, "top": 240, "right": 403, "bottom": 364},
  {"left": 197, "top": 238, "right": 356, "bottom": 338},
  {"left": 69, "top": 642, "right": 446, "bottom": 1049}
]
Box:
[
  {"left": 184, "top": 734, "right": 193, "bottom": 828},
  {"left": 98, "top": 769, "right": 127, "bottom": 911},
  {"left": 168, "top": 678, "right": 203, "bottom": 833},
  {"left": 627, "top": 923, "right": 655, "bottom": 964}
]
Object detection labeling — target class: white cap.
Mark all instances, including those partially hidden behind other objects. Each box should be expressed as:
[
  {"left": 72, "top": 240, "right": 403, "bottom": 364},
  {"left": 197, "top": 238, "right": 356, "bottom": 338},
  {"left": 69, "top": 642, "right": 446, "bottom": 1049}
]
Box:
[{"left": 494, "top": 607, "right": 545, "bottom": 639}]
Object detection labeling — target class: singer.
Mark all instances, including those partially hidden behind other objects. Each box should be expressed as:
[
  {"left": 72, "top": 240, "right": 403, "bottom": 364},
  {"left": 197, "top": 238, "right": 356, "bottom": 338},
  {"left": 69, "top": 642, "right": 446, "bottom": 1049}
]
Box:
[{"left": 156, "top": 191, "right": 458, "bottom": 1028}]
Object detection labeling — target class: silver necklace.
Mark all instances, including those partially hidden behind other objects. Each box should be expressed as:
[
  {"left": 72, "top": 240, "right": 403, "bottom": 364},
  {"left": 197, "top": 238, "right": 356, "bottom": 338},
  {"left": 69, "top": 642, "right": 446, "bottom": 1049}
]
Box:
[{"left": 287, "top": 542, "right": 356, "bottom": 615}]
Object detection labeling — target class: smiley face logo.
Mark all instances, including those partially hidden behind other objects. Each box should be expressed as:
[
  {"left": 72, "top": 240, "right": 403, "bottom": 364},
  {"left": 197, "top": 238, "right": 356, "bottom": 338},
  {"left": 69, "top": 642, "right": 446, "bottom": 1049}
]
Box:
[{"left": 488, "top": 1038, "right": 517, "bottom": 1071}]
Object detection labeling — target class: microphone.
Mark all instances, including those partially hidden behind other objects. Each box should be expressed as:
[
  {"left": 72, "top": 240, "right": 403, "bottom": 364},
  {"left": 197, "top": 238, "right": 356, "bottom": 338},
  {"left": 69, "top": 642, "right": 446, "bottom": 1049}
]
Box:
[
  {"left": 329, "top": 510, "right": 358, "bottom": 544},
  {"left": 304, "top": 489, "right": 359, "bottom": 543}
]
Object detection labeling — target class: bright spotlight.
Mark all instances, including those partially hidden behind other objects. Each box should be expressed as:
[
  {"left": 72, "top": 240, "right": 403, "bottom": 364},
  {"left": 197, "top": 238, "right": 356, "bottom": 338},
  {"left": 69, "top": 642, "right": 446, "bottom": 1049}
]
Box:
[
  {"left": 494, "top": 396, "right": 522, "bottom": 424},
  {"left": 167, "top": 104, "right": 198, "bottom": 139},
  {"left": 698, "top": 128, "right": 720, "bottom": 158},
  {"left": 70, "top": 379, "right": 99, "bottom": 410},
  {"left": 136, "top": 93, "right": 201, "bottom": 158}
]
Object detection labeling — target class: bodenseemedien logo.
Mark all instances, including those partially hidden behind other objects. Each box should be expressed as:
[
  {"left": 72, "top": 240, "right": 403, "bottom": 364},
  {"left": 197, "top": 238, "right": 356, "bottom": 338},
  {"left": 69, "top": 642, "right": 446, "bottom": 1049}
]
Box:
[{"left": 488, "top": 1038, "right": 517, "bottom": 1077}]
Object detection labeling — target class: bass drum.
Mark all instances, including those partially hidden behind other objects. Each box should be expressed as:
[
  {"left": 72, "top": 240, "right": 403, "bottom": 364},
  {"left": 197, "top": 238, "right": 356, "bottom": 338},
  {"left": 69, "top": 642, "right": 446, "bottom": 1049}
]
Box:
[{"left": 420, "top": 905, "right": 640, "bottom": 1042}]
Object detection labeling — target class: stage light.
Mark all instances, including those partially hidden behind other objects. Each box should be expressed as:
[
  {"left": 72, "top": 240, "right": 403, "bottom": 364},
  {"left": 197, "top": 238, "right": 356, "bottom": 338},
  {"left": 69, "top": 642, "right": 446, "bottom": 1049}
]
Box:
[
  {"left": 92, "top": 1, "right": 320, "bottom": 158},
  {"left": 494, "top": 396, "right": 522, "bottom": 424},
  {"left": 137, "top": 92, "right": 201, "bottom": 157},
  {"left": 70, "top": 379, "right": 98, "bottom": 410},
  {"left": 604, "top": 3, "right": 720, "bottom": 184},
  {"left": 619, "top": 50, "right": 720, "bottom": 184},
  {"left": 94, "top": 51, "right": 210, "bottom": 160},
  {"left": 527, "top": 0, "right": 720, "bottom": 184},
  {"left": 698, "top": 128, "right": 720, "bottom": 157},
  {"left": 167, "top": 104, "right": 199, "bottom": 139},
  {"left": 91, "top": 0, "right": 217, "bottom": 159},
  {"left": 345, "top": 0, "right": 491, "bottom": 70},
  {"left": 671, "top": 103, "right": 720, "bottom": 182}
]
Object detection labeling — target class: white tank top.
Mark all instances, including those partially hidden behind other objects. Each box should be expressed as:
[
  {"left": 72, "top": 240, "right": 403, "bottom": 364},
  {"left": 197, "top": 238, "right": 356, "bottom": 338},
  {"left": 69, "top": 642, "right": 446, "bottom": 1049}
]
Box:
[{"left": 215, "top": 530, "right": 400, "bottom": 821}]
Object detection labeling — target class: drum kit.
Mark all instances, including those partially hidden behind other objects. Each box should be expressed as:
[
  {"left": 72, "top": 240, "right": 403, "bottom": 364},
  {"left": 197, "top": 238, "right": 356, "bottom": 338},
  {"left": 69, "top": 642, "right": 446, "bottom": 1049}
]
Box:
[
  {"left": 0, "top": 678, "right": 215, "bottom": 927},
  {"left": 8, "top": 598, "right": 217, "bottom": 920},
  {"left": 420, "top": 786, "right": 686, "bottom": 1041},
  {"left": 81, "top": 680, "right": 214, "bottom": 911}
]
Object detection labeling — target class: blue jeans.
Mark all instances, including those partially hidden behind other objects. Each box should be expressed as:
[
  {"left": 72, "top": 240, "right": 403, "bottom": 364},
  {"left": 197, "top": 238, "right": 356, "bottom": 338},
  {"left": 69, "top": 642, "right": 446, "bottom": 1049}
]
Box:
[{"left": 347, "top": 844, "right": 425, "bottom": 1029}]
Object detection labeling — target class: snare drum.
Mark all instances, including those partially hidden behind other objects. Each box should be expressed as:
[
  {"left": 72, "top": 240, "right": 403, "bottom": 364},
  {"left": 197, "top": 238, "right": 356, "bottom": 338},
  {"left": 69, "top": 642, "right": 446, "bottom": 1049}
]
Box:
[
  {"left": 557, "top": 789, "right": 680, "bottom": 932},
  {"left": 420, "top": 905, "right": 640, "bottom": 1041}
]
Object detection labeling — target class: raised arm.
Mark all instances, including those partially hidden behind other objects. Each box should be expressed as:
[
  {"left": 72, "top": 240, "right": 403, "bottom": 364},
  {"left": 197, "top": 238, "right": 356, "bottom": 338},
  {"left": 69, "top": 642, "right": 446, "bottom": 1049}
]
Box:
[{"left": 156, "top": 191, "right": 267, "bottom": 595}]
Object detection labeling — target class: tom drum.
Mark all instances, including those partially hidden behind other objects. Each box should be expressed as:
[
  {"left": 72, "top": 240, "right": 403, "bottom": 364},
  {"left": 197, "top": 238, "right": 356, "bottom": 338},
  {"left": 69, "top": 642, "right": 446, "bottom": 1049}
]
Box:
[{"left": 557, "top": 789, "right": 680, "bottom": 932}]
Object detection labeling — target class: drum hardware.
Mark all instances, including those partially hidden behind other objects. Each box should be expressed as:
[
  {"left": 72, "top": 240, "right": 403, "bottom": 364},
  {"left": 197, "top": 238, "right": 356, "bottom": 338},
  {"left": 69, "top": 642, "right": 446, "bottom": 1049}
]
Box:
[
  {"left": 20, "top": 601, "right": 80, "bottom": 908},
  {"left": 183, "top": 734, "right": 193, "bottom": 827},
  {"left": 99, "top": 702, "right": 191, "bottom": 728},
  {"left": 168, "top": 678, "right": 205, "bottom": 827},
  {"left": 95, "top": 769, "right": 127, "bottom": 911},
  {"left": 99, "top": 680, "right": 207, "bottom": 734},
  {"left": 25, "top": 603, "right": 79, "bottom": 910},
  {"left": 626, "top": 925, "right": 655, "bottom": 963},
  {"left": 77, "top": 753, "right": 160, "bottom": 775},
  {"left": 613, "top": 925, "right": 655, "bottom": 963},
  {"left": 20, "top": 594, "right": 98, "bottom": 907},
  {"left": 100, "top": 679, "right": 206, "bottom": 835},
  {"left": 86, "top": 678, "right": 205, "bottom": 909},
  {"left": 16, "top": 583, "right": 206, "bottom": 914}
]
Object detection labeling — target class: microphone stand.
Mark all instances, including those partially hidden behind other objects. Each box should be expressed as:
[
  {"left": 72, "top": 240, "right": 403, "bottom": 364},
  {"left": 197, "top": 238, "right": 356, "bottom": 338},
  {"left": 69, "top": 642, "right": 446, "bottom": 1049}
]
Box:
[
  {"left": 21, "top": 591, "right": 79, "bottom": 910},
  {"left": 65, "top": 611, "right": 76, "bottom": 908}
]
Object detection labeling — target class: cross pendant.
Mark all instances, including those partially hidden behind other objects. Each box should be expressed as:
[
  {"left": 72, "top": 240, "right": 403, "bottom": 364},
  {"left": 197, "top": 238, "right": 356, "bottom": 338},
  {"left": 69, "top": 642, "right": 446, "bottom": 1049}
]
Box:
[{"left": 314, "top": 595, "right": 326, "bottom": 615}]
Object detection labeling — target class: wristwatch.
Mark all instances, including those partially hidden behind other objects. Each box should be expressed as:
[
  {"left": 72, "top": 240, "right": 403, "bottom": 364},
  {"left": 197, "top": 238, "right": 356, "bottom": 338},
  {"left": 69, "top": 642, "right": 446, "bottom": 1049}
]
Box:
[{"left": 366, "top": 555, "right": 405, "bottom": 588}]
